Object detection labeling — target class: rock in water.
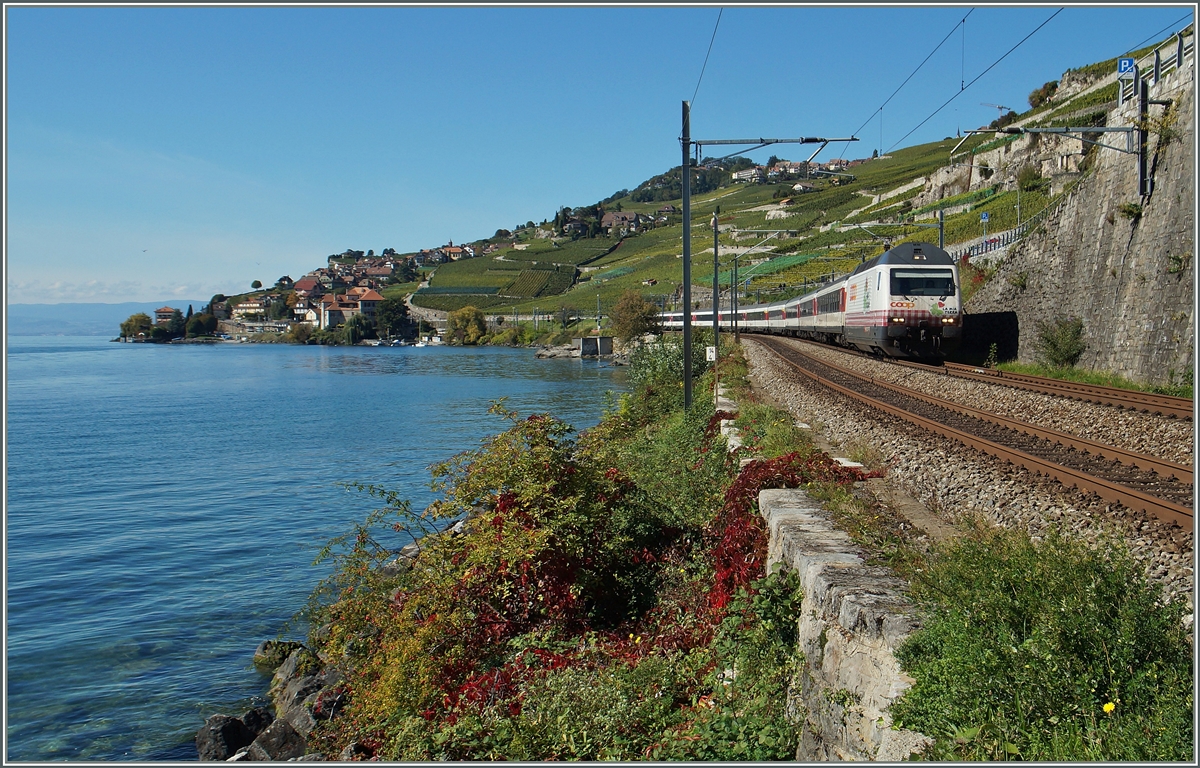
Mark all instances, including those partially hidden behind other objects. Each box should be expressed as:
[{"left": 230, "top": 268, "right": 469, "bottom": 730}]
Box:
[
  {"left": 196, "top": 714, "right": 253, "bottom": 761},
  {"left": 246, "top": 718, "right": 307, "bottom": 761},
  {"left": 241, "top": 706, "right": 274, "bottom": 739},
  {"left": 253, "top": 640, "right": 307, "bottom": 671}
]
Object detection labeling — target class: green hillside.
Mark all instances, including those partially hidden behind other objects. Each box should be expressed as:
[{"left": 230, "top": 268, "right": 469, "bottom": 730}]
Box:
[{"left": 408, "top": 22, "right": 1188, "bottom": 319}]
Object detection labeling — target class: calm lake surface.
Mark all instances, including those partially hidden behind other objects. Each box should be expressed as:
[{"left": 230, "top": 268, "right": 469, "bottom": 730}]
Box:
[{"left": 4, "top": 337, "right": 627, "bottom": 761}]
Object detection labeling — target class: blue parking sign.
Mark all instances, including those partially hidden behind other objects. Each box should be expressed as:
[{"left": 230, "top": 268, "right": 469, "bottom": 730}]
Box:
[
  {"left": 980, "top": 212, "right": 989, "bottom": 222},
  {"left": 1118, "top": 57, "right": 1135, "bottom": 74}
]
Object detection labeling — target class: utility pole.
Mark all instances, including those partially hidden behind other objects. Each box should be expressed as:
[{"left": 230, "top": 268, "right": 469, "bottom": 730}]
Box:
[
  {"left": 680, "top": 118, "right": 856, "bottom": 407},
  {"left": 681, "top": 100, "right": 693, "bottom": 409},
  {"left": 711, "top": 207, "right": 720, "bottom": 353},
  {"left": 596, "top": 294, "right": 601, "bottom": 332}
]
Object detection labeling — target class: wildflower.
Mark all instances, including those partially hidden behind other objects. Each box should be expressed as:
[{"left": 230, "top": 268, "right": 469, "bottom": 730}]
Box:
[{"left": 1103, "top": 702, "right": 1116, "bottom": 714}]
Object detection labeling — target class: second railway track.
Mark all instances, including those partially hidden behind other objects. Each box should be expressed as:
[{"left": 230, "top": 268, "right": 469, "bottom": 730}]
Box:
[{"left": 754, "top": 336, "right": 1193, "bottom": 527}]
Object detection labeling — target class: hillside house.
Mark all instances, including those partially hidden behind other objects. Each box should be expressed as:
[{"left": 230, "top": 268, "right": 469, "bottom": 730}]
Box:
[
  {"left": 293, "top": 277, "right": 322, "bottom": 296},
  {"left": 732, "top": 167, "right": 765, "bottom": 183},
  {"left": 232, "top": 300, "right": 267, "bottom": 320},
  {"left": 315, "top": 288, "right": 386, "bottom": 329},
  {"left": 154, "top": 306, "right": 177, "bottom": 326},
  {"left": 601, "top": 211, "right": 643, "bottom": 234}
]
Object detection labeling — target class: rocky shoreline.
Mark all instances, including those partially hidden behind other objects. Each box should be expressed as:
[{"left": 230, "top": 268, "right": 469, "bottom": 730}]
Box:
[{"left": 195, "top": 641, "right": 346, "bottom": 761}]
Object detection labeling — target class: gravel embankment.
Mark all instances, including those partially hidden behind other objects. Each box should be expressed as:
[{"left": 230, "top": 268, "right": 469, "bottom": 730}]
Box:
[
  {"left": 792, "top": 340, "right": 1193, "bottom": 466},
  {"left": 742, "top": 339, "right": 1194, "bottom": 616}
]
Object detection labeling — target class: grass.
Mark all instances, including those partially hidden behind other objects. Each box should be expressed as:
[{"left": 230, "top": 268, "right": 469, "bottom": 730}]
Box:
[
  {"left": 892, "top": 525, "right": 1193, "bottom": 762},
  {"left": 994, "top": 360, "right": 1194, "bottom": 399}
]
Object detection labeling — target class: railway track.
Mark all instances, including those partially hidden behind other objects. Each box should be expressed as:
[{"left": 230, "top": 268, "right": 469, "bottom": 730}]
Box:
[
  {"left": 755, "top": 336, "right": 1194, "bottom": 528},
  {"left": 780, "top": 337, "right": 1193, "bottom": 420}
]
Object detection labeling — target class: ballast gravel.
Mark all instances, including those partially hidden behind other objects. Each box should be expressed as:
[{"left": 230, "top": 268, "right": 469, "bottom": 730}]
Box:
[
  {"left": 742, "top": 338, "right": 1194, "bottom": 615},
  {"left": 792, "top": 340, "right": 1193, "bottom": 466}
]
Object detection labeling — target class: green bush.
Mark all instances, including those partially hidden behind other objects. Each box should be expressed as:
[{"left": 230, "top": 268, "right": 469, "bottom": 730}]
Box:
[
  {"left": 1032, "top": 316, "right": 1086, "bottom": 368},
  {"left": 892, "top": 528, "right": 1192, "bottom": 761},
  {"left": 627, "top": 332, "right": 712, "bottom": 389},
  {"left": 656, "top": 568, "right": 805, "bottom": 760}
]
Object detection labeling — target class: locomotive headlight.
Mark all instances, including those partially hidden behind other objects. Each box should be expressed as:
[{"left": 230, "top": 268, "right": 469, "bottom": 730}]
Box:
[
  {"left": 942, "top": 317, "right": 956, "bottom": 324},
  {"left": 890, "top": 317, "right": 905, "bottom": 323}
]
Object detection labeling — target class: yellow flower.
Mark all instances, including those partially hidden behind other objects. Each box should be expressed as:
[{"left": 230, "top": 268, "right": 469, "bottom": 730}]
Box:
[{"left": 1103, "top": 702, "right": 1116, "bottom": 714}]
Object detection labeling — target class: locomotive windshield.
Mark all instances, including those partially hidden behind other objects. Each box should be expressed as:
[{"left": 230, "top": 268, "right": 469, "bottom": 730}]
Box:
[{"left": 890, "top": 269, "right": 955, "bottom": 297}]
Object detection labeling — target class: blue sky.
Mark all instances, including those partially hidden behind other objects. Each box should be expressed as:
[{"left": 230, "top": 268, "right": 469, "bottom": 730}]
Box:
[{"left": 5, "top": 3, "right": 1193, "bottom": 303}]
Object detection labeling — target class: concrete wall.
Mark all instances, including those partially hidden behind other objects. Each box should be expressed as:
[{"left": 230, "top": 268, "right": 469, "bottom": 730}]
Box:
[
  {"left": 965, "top": 60, "right": 1194, "bottom": 385},
  {"left": 760, "top": 489, "right": 931, "bottom": 761}
]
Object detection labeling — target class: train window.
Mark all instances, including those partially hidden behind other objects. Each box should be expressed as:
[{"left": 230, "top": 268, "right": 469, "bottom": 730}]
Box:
[
  {"left": 891, "top": 269, "right": 955, "bottom": 297},
  {"left": 817, "top": 291, "right": 842, "bottom": 314}
]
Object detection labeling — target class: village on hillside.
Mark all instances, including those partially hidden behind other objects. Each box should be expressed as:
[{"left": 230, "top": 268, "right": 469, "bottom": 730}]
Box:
[{"left": 127, "top": 153, "right": 883, "bottom": 344}]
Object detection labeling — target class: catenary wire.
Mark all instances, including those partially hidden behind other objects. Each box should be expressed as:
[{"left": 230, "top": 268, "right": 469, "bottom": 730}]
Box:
[
  {"left": 887, "top": 8, "right": 1064, "bottom": 153},
  {"left": 850, "top": 9, "right": 974, "bottom": 140},
  {"left": 1122, "top": 13, "right": 1194, "bottom": 57},
  {"left": 691, "top": 8, "right": 724, "bottom": 106}
]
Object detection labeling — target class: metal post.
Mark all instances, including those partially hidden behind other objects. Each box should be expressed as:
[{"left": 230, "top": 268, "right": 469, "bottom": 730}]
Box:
[
  {"left": 596, "top": 294, "right": 601, "bottom": 332},
  {"left": 938, "top": 208, "right": 945, "bottom": 248},
  {"left": 1178, "top": 32, "right": 1185, "bottom": 69},
  {"left": 732, "top": 256, "right": 739, "bottom": 342},
  {"left": 712, "top": 208, "right": 720, "bottom": 353},
  {"left": 681, "top": 100, "right": 693, "bottom": 409},
  {"left": 1138, "top": 69, "right": 1150, "bottom": 196},
  {"left": 1154, "top": 49, "right": 1161, "bottom": 84}
]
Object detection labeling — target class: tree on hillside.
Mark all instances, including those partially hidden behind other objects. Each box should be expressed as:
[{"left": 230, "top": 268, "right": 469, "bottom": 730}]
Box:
[
  {"left": 120, "top": 313, "right": 153, "bottom": 338},
  {"left": 397, "top": 259, "right": 418, "bottom": 283},
  {"left": 251, "top": 280, "right": 263, "bottom": 290},
  {"left": 375, "top": 298, "right": 409, "bottom": 339},
  {"left": 610, "top": 289, "right": 661, "bottom": 342},
  {"left": 344, "top": 313, "right": 375, "bottom": 344},
  {"left": 186, "top": 313, "right": 218, "bottom": 337},
  {"left": 167, "top": 309, "right": 187, "bottom": 337},
  {"left": 1028, "top": 80, "right": 1059, "bottom": 109},
  {"left": 446, "top": 306, "right": 487, "bottom": 345}
]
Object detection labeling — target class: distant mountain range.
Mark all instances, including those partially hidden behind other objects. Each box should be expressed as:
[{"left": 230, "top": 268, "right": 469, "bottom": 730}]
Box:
[{"left": 7, "top": 302, "right": 209, "bottom": 337}]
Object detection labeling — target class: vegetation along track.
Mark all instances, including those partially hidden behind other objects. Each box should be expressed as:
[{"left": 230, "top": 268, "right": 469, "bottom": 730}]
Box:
[{"left": 754, "top": 336, "right": 1193, "bottom": 528}]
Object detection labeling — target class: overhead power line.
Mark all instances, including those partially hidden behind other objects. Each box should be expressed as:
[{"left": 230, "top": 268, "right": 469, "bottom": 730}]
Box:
[
  {"left": 691, "top": 8, "right": 724, "bottom": 106},
  {"left": 851, "top": 9, "right": 974, "bottom": 140},
  {"left": 887, "top": 8, "right": 1064, "bottom": 153},
  {"left": 1124, "top": 13, "right": 1194, "bottom": 57}
]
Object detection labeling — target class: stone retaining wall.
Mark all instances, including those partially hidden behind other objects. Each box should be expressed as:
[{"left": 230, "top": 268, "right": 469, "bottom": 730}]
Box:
[{"left": 759, "top": 488, "right": 930, "bottom": 761}]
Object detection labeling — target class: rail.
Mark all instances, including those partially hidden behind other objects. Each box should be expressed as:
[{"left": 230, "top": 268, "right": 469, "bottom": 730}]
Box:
[
  {"left": 756, "top": 337, "right": 1193, "bottom": 528},
  {"left": 940, "top": 362, "right": 1194, "bottom": 420}
]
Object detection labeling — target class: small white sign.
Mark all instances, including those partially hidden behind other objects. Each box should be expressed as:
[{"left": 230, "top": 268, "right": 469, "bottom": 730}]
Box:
[
  {"left": 1118, "top": 57, "right": 1135, "bottom": 74},
  {"left": 706, "top": 346, "right": 717, "bottom": 361}
]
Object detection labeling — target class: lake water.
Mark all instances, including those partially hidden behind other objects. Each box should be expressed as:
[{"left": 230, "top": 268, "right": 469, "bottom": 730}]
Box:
[{"left": 4, "top": 337, "right": 627, "bottom": 761}]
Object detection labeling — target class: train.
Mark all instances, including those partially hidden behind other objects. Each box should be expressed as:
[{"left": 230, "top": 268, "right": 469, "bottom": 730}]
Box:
[{"left": 661, "top": 241, "right": 961, "bottom": 359}]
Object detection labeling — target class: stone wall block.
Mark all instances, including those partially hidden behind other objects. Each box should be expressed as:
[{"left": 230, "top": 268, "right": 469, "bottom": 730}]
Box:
[{"left": 759, "top": 488, "right": 930, "bottom": 761}]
